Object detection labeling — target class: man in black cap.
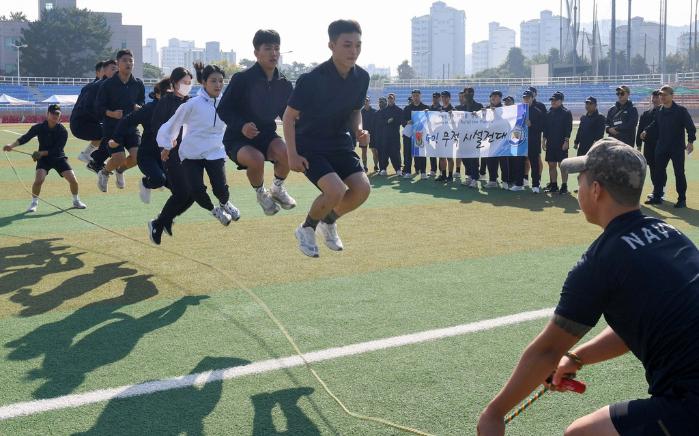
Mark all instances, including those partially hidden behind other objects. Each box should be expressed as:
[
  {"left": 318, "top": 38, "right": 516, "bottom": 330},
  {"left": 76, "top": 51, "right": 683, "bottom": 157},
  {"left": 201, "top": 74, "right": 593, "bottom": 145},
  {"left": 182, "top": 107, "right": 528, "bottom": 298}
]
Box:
[
  {"left": 360, "top": 97, "right": 379, "bottom": 172},
  {"left": 513, "top": 90, "right": 545, "bottom": 193},
  {"left": 642, "top": 85, "right": 696, "bottom": 208},
  {"left": 427, "top": 92, "right": 442, "bottom": 177},
  {"left": 377, "top": 93, "right": 403, "bottom": 176},
  {"left": 543, "top": 91, "right": 573, "bottom": 194},
  {"left": 403, "top": 89, "right": 429, "bottom": 179},
  {"left": 3, "top": 104, "right": 87, "bottom": 212},
  {"left": 574, "top": 96, "right": 606, "bottom": 156},
  {"left": 458, "top": 87, "right": 485, "bottom": 187},
  {"left": 636, "top": 90, "right": 662, "bottom": 199},
  {"left": 503, "top": 96, "right": 515, "bottom": 106},
  {"left": 435, "top": 90, "right": 455, "bottom": 182},
  {"left": 484, "top": 90, "right": 509, "bottom": 189},
  {"left": 525, "top": 86, "right": 547, "bottom": 187},
  {"left": 605, "top": 85, "right": 638, "bottom": 147},
  {"left": 478, "top": 138, "right": 699, "bottom": 436}
]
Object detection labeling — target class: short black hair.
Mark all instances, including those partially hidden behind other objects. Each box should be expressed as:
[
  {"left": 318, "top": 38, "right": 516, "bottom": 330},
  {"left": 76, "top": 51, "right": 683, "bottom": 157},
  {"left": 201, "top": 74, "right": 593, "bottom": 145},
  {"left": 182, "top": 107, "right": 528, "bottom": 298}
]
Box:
[
  {"left": 253, "top": 29, "right": 281, "bottom": 50},
  {"left": 95, "top": 61, "right": 104, "bottom": 72},
  {"left": 328, "top": 19, "right": 362, "bottom": 42},
  {"left": 103, "top": 59, "right": 117, "bottom": 67},
  {"left": 193, "top": 61, "right": 225, "bottom": 84},
  {"left": 116, "top": 49, "right": 133, "bottom": 60}
]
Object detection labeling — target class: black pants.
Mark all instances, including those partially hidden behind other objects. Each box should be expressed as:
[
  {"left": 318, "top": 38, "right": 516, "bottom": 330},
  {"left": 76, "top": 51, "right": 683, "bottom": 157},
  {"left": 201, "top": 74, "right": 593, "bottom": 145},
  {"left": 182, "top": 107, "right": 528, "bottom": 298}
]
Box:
[
  {"left": 159, "top": 151, "right": 195, "bottom": 226},
  {"left": 138, "top": 149, "right": 167, "bottom": 190},
  {"left": 528, "top": 147, "right": 542, "bottom": 188},
  {"left": 508, "top": 156, "right": 527, "bottom": 187},
  {"left": 466, "top": 158, "right": 480, "bottom": 181},
  {"left": 379, "top": 140, "right": 401, "bottom": 172},
  {"left": 90, "top": 140, "right": 111, "bottom": 167},
  {"left": 182, "top": 158, "right": 229, "bottom": 210},
  {"left": 643, "top": 142, "right": 658, "bottom": 188},
  {"left": 479, "top": 158, "right": 487, "bottom": 176},
  {"left": 653, "top": 146, "right": 686, "bottom": 200},
  {"left": 414, "top": 156, "right": 426, "bottom": 173},
  {"left": 487, "top": 157, "right": 510, "bottom": 183},
  {"left": 402, "top": 135, "right": 414, "bottom": 174},
  {"left": 430, "top": 157, "right": 438, "bottom": 172}
]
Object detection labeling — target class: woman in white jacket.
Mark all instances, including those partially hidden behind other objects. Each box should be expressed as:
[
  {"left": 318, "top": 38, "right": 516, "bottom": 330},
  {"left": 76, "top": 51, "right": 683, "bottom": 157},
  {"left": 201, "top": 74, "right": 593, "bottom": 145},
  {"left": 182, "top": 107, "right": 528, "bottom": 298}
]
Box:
[{"left": 157, "top": 62, "right": 240, "bottom": 226}]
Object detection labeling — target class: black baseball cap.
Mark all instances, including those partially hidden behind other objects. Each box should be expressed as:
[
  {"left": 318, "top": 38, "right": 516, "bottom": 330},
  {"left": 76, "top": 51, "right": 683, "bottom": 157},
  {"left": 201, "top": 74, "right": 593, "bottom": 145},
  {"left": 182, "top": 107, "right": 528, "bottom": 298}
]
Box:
[
  {"left": 528, "top": 86, "right": 538, "bottom": 94},
  {"left": 550, "top": 91, "right": 565, "bottom": 101},
  {"left": 504, "top": 96, "right": 514, "bottom": 103},
  {"left": 585, "top": 96, "right": 597, "bottom": 104},
  {"left": 463, "top": 86, "right": 475, "bottom": 93},
  {"left": 432, "top": 92, "right": 441, "bottom": 98},
  {"left": 411, "top": 89, "right": 421, "bottom": 94},
  {"left": 47, "top": 104, "right": 61, "bottom": 114},
  {"left": 490, "top": 90, "right": 503, "bottom": 97},
  {"left": 440, "top": 90, "right": 451, "bottom": 97},
  {"left": 522, "top": 90, "right": 534, "bottom": 98}
]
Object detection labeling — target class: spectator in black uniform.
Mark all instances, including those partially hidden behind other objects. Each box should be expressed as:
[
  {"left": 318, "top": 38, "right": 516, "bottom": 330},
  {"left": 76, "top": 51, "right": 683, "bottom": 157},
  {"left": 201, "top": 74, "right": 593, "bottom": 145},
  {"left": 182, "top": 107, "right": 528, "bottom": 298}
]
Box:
[
  {"left": 360, "top": 97, "right": 378, "bottom": 172},
  {"left": 217, "top": 29, "right": 296, "bottom": 217},
  {"left": 605, "top": 85, "right": 638, "bottom": 146},
  {"left": 642, "top": 85, "right": 696, "bottom": 209},
  {"left": 636, "top": 90, "right": 662, "bottom": 199},
  {"left": 435, "top": 90, "right": 456, "bottom": 182},
  {"left": 459, "top": 87, "right": 485, "bottom": 188},
  {"left": 377, "top": 93, "right": 403, "bottom": 176},
  {"left": 4, "top": 105, "right": 86, "bottom": 212},
  {"left": 73, "top": 61, "right": 105, "bottom": 164},
  {"left": 525, "top": 86, "right": 547, "bottom": 185},
  {"left": 402, "top": 89, "right": 428, "bottom": 179},
  {"left": 95, "top": 49, "right": 146, "bottom": 193},
  {"left": 517, "top": 90, "right": 545, "bottom": 193},
  {"left": 484, "top": 90, "right": 509, "bottom": 189},
  {"left": 574, "top": 96, "right": 606, "bottom": 156},
  {"left": 478, "top": 139, "right": 699, "bottom": 436},
  {"left": 543, "top": 91, "right": 573, "bottom": 194},
  {"left": 427, "top": 91, "right": 442, "bottom": 177},
  {"left": 80, "top": 59, "right": 118, "bottom": 173}
]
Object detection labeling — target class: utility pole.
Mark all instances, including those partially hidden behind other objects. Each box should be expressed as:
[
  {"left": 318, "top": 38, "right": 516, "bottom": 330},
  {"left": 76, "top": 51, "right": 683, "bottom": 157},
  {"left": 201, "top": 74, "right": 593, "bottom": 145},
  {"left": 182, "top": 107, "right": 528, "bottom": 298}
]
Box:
[{"left": 611, "top": 0, "right": 617, "bottom": 76}]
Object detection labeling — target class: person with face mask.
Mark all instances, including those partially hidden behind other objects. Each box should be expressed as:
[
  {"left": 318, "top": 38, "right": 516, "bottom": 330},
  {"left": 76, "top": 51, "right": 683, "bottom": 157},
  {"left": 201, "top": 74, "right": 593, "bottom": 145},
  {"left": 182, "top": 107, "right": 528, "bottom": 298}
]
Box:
[{"left": 218, "top": 29, "right": 296, "bottom": 217}]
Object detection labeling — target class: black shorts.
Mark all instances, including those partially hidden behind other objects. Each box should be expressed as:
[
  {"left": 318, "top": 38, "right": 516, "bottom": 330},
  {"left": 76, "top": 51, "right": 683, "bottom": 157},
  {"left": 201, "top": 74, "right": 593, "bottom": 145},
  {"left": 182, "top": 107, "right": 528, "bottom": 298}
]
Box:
[
  {"left": 300, "top": 149, "right": 364, "bottom": 186},
  {"left": 70, "top": 118, "right": 102, "bottom": 141},
  {"left": 107, "top": 132, "right": 140, "bottom": 155},
  {"left": 36, "top": 157, "right": 72, "bottom": 176},
  {"left": 225, "top": 131, "right": 281, "bottom": 169},
  {"left": 610, "top": 392, "right": 699, "bottom": 435},
  {"left": 545, "top": 145, "right": 569, "bottom": 163}
]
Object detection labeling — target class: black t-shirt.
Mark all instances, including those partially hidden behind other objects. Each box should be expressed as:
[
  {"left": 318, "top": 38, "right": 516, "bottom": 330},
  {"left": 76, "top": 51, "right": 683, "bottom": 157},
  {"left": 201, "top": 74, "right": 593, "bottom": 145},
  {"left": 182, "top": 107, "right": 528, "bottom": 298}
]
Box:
[
  {"left": 287, "top": 59, "right": 370, "bottom": 153},
  {"left": 17, "top": 121, "right": 68, "bottom": 159},
  {"left": 95, "top": 74, "right": 146, "bottom": 133},
  {"left": 555, "top": 210, "right": 699, "bottom": 395}
]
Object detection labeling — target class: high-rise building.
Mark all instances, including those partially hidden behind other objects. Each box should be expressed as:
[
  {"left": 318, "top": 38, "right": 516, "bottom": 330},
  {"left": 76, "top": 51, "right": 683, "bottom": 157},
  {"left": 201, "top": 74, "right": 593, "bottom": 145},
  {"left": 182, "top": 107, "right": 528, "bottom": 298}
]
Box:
[
  {"left": 471, "top": 40, "right": 489, "bottom": 74},
  {"left": 205, "top": 41, "right": 221, "bottom": 64},
  {"left": 615, "top": 17, "right": 663, "bottom": 68},
  {"left": 488, "top": 22, "right": 515, "bottom": 69},
  {"left": 161, "top": 38, "right": 195, "bottom": 75},
  {"left": 520, "top": 10, "right": 572, "bottom": 60},
  {"left": 365, "top": 64, "right": 391, "bottom": 78},
  {"left": 411, "top": 1, "right": 466, "bottom": 79},
  {"left": 226, "top": 50, "right": 237, "bottom": 66},
  {"left": 143, "top": 38, "right": 159, "bottom": 67},
  {"left": 678, "top": 32, "right": 691, "bottom": 55}
]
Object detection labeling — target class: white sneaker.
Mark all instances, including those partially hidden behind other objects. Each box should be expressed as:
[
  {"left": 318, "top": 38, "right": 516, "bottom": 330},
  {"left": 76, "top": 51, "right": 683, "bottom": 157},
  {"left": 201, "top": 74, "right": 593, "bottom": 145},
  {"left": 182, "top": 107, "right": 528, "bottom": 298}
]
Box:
[
  {"left": 257, "top": 188, "right": 280, "bottom": 216},
  {"left": 212, "top": 206, "right": 232, "bottom": 226},
  {"left": 115, "top": 171, "right": 126, "bottom": 189},
  {"left": 270, "top": 183, "right": 297, "bottom": 210},
  {"left": 485, "top": 181, "right": 499, "bottom": 189},
  {"left": 510, "top": 185, "right": 525, "bottom": 192},
  {"left": 295, "top": 224, "right": 319, "bottom": 258},
  {"left": 532, "top": 187, "right": 541, "bottom": 194},
  {"left": 77, "top": 144, "right": 97, "bottom": 163},
  {"left": 469, "top": 179, "right": 479, "bottom": 188},
  {"left": 428, "top": 171, "right": 436, "bottom": 177},
  {"left": 378, "top": 170, "right": 387, "bottom": 176},
  {"left": 27, "top": 199, "right": 38, "bottom": 212},
  {"left": 420, "top": 173, "right": 428, "bottom": 180},
  {"left": 479, "top": 174, "right": 488, "bottom": 181},
  {"left": 396, "top": 170, "right": 403, "bottom": 177},
  {"left": 316, "top": 221, "right": 344, "bottom": 251},
  {"left": 501, "top": 182, "right": 510, "bottom": 190},
  {"left": 453, "top": 173, "right": 462, "bottom": 182},
  {"left": 72, "top": 199, "right": 87, "bottom": 209},
  {"left": 97, "top": 170, "right": 109, "bottom": 192},
  {"left": 221, "top": 201, "right": 241, "bottom": 221},
  {"left": 402, "top": 172, "right": 412, "bottom": 179},
  {"left": 523, "top": 179, "right": 530, "bottom": 188},
  {"left": 139, "top": 179, "right": 151, "bottom": 204}
]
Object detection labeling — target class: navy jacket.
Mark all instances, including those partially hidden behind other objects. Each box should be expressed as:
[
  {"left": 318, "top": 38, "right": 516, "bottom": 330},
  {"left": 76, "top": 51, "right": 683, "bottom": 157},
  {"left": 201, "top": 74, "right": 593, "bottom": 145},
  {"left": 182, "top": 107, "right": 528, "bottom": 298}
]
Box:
[
  {"left": 544, "top": 106, "right": 573, "bottom": 146},
  {"left": 402, "top": 102, "right": 429, "bottom": 137},
  {"left": 644, "top": 102, "right": 696, "bottom": 152},
  {"left": 377, "top": 104, "right": 404, "bottom": 147},
  {"left": 71, "top": 78, "right": 102, "bottom": 122},
  {"left": 455, "top": 99, "right": 484, "bottom": 112},
  {"left": 527, "top": 103, "right": 546, "bottom": 149},
  {"left": 114, "top": 99, "right": 158, "bottom": 155},
  {"left": 95, "top": 74, "right": 145, "bottom": 133},
  {"left": 606, "top": 101, "right": 639, "bottom": 146},
  {"left": 575, "top": 111, "right": 606, "bottom": 151},
  {"left": 636, "top": 107, "right": 659, "bottom": 149},
  {"left": 217, "top": 62, "right": 293, "bottom": 145},
  {"left": 17, "top": 121, "right": 68, "bottom": 159}
]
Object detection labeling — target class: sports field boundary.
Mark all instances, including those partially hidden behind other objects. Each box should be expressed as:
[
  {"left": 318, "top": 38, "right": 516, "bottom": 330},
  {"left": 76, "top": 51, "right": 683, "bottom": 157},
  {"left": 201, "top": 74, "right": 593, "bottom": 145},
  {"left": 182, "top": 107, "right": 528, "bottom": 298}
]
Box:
[{"left": 0, "top": 307, "right": 553, "bottom": 421}]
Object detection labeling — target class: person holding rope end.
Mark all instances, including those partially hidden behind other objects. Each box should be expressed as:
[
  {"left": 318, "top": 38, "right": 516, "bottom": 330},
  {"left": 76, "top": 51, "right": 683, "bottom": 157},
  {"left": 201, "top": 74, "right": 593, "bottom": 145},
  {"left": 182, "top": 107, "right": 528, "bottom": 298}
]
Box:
[
  {"left": 4, "top": 104, "right": 87, "bottom": 212},
  {"left": 477, "top": 138, "right": 699, "bottom": 435}
]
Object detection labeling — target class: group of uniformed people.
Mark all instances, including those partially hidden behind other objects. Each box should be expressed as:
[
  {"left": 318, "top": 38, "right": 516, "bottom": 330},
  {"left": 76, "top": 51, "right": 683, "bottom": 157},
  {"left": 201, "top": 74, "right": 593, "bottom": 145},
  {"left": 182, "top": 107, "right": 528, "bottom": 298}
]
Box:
[{"left": 362, "top": 84, "right": 696, "bottom": 206}]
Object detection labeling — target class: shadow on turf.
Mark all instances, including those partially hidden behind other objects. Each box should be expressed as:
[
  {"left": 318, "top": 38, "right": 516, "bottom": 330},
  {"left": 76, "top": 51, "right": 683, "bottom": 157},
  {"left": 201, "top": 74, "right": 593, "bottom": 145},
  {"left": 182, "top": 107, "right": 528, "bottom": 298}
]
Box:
[
  {"left": 251, "top": 387, "right": 321, "bottom": 435},
  {"left": 0, "top": 238, "right": 85, "bottom": 296},
  {"left": 369, "top": 174, "right": 581, "bottom": 214},
  {"left": 5, "top": 282, "right": 208, "bottom": 399},
  {"left": 641, "top": 203, "right": 699, "bottom": 228},
  {"left": 0, "top": 209, "right": 67, "bottom": 229}
]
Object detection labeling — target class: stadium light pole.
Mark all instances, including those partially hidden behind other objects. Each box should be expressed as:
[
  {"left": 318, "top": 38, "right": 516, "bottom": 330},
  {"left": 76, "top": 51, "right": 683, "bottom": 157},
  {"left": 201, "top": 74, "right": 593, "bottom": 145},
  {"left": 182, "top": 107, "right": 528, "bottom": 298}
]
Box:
[{"left": 11, "top": 43, "right": 28, "bottom": 84}]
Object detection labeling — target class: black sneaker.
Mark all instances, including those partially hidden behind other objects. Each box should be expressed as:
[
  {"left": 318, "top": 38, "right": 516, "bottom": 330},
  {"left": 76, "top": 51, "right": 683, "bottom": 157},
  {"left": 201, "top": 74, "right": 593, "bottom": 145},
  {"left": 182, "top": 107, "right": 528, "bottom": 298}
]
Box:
[
  {"left": 363, "top": 166, "right": 369, "bottom": 173},
  {"left": 644, "top": 196, "right": 663, "bottom": 205},
  {"left": 544, "top": 184, "right": 559, "bottom": 193},
  {"left": 373, "top": 166, "right": 379, "bottom": 173},
  {"left": 674, "top": 199, "right": 687, "bottom": 209},
  {"left": 559, "top": 184, "right": 569, "bottom": 194},
  {"left": 163, "top": 221, "right": 173, "bottom": 237},
  {"left": 86, "top": 161, "right": 103, "bottom": 174},
  {"left": 148, "top": 219, "right": 163, "bottom": 245},
  {"left": 435, "top": 175, "right": 446, "bottom": 182}
]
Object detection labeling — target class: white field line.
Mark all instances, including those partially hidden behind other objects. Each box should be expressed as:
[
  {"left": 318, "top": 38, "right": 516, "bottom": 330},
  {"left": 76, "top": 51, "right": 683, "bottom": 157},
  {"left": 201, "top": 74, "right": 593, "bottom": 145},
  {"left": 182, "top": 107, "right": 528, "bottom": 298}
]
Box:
[
  {"left": 0, "top": 308, "right": 553, "bottom": 421},
  {"left": 1, "top": 129, "right": 21, "bottom": 135}
]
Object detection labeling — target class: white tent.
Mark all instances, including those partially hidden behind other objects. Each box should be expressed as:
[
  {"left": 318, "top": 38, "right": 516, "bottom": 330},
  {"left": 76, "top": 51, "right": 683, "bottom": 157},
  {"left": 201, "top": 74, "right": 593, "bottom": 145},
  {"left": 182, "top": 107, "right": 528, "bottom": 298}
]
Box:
[
  {"left": 41, "top": 95, "right": 78, "bottom": 105},
  {"left": 0, "top": 94, "right": 33, "bottom": 105}
]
